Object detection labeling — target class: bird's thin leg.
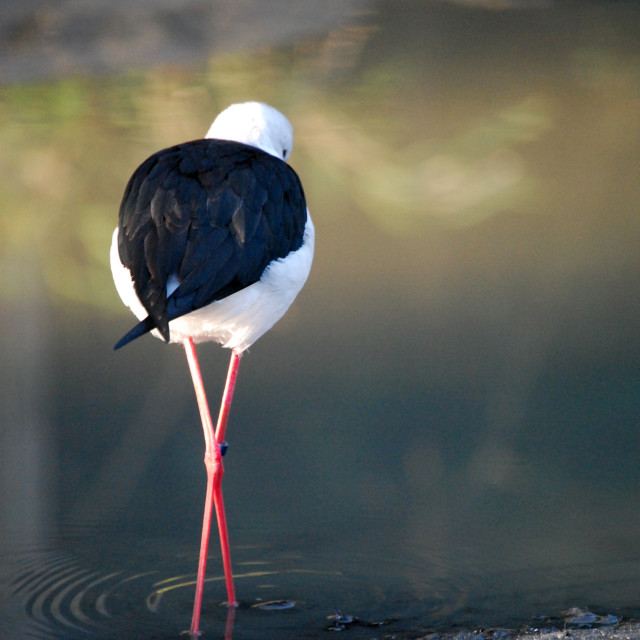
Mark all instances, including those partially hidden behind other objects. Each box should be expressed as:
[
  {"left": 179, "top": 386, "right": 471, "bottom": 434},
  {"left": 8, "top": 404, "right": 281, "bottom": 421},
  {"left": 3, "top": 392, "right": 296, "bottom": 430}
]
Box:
[
  {"left": 183, "top": 340, "right": 240, "bottom": 638},
  {"left": 215, "top": 349, "right": 241, "bottom": 446},
  {"left": 213, "top": 349, "right": 241, "bottom": 603}
]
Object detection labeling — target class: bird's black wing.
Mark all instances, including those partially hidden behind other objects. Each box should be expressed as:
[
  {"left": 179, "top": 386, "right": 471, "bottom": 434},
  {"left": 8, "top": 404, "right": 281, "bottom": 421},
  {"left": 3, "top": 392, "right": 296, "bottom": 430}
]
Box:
[{"left": 114, "top": 139, "right": 307, "bottom": 350}]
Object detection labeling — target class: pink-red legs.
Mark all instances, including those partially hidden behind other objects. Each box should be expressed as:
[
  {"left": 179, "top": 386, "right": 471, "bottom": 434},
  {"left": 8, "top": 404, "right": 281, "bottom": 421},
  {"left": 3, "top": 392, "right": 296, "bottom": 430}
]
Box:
[{"left": 183, "top": 338, "right": 240, "bottom": 636}]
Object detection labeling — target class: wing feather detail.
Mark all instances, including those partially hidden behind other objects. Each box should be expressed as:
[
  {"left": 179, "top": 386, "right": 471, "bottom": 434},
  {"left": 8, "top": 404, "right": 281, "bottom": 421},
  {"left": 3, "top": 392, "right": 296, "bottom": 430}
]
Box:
[{"left": 115, "top": 139, "right": 307, "bottom": 349}]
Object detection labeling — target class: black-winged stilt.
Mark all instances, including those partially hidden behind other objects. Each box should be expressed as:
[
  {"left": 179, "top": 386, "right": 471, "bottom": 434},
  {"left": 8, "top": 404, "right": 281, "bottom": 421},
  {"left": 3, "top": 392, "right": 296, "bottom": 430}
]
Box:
[{"left": 110, "top": 102, "right": 314, "bottom": 635}]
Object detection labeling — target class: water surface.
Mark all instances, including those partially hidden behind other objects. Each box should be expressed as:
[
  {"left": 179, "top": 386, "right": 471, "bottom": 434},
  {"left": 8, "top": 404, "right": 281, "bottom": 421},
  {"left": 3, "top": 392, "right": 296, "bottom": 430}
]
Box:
[{"left": 1, "top": 1, "right": 639, "bottom": 638}]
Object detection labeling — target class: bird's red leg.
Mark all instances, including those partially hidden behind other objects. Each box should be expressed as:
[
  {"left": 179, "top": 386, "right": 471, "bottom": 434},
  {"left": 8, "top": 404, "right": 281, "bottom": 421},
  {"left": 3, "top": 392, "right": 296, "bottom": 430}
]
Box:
[
  {"left": 183, "top": 339, "right": 240, "bottom": 638},
  {"left": 213, "top": 349, "right": 241, "bottom": 605},
  {"left": 215, "top": 349, "right": 241, "bottom": 446}
]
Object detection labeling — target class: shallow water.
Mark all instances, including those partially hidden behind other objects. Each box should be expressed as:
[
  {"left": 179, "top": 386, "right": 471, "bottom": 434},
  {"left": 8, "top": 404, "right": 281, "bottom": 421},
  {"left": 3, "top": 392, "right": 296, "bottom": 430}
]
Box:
[{"left": 1, "top": 1, "right": 640, "bottom": 638}]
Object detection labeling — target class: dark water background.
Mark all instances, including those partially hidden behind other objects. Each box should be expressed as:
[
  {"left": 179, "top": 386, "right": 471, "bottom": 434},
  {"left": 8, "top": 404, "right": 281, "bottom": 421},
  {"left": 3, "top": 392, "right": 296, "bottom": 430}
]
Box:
[{"left": 1, "top": 1, "right": 639, "bottom": 638}]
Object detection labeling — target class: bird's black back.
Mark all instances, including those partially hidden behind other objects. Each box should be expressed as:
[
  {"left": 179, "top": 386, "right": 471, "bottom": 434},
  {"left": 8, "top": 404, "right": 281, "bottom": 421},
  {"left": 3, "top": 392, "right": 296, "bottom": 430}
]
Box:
[{"left": 115, "top": 138, "right": 307, "bottom": 349}]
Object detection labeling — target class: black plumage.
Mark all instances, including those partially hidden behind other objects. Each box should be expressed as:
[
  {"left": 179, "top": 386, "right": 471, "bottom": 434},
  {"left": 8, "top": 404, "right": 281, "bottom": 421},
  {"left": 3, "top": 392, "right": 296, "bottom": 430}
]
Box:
[{"left": 114, "top": 138, "right": 307, "bottom": 350}]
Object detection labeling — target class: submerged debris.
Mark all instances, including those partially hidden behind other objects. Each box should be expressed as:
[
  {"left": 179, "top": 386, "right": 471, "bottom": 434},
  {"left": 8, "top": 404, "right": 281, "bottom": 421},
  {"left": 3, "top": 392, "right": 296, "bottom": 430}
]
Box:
[
  {"left": 327, "top": 608, "right": 359, "bottom": 631},
  {"left": 563, "top": 608, "right": 619, "bottom": 627},
  {"left": 326, "top": 607, "right": 397, "bottom": 632}
]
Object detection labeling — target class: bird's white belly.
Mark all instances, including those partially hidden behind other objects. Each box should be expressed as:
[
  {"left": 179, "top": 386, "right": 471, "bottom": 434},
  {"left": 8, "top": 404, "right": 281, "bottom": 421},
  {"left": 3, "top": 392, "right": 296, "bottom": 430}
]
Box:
[{"left": 110, "top": 215, "right": 314, "bottom": 353}]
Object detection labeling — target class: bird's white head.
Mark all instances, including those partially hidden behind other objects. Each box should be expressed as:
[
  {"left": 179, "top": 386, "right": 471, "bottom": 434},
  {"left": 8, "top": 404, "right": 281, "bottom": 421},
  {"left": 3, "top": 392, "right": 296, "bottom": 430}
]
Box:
[{"left": 205, "top": 102, "right": 294, "bottom": 161}]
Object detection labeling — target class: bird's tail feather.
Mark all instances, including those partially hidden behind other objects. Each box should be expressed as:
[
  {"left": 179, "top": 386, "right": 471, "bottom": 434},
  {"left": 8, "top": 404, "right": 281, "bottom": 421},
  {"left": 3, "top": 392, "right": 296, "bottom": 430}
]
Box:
[{"left": 114, "top": 316, "right": 169, "bottom": 350}]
